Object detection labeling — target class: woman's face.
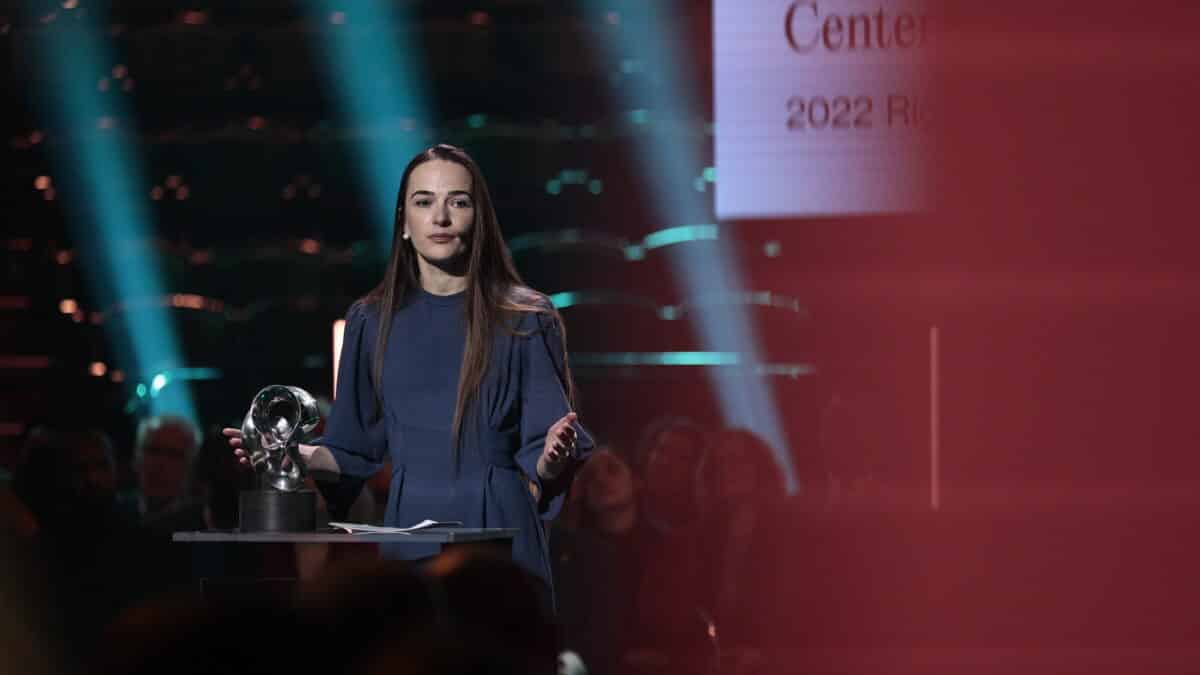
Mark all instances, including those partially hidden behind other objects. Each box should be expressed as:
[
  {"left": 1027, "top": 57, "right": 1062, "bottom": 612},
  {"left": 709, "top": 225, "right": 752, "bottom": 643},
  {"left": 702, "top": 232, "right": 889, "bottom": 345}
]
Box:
[
  {"left": 645, "top": 429, "right": 701, "bottom": 495},
  {"left": 139, "top": 425, "right": 192, "bottom": 500},
  {"left": 585, "top": 452, "right": 635, "bottom": 512},
  {"left": 640, "top": 428, "right": 704, "bottom": 524},
  {"left": 402, "top": 159, "right": 475, "bottom": 266}
]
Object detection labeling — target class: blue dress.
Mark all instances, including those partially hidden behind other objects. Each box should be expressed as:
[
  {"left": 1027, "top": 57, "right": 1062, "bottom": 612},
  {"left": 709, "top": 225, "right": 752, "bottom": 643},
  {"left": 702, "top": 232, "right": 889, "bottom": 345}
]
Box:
[{"left": 314, "top": 287, "right": 592, "bottom": 590}]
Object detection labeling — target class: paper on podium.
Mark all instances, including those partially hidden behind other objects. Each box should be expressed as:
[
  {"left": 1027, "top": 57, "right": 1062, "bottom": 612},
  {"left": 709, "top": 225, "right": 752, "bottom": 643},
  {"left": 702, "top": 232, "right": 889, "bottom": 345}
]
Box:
[{"left": 327, "top": 519, "right": 464, "bottom": 534}]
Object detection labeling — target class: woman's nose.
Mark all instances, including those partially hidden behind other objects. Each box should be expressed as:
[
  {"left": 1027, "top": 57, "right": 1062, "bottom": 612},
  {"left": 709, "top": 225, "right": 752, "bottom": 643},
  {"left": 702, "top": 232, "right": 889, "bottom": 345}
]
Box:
[{"left": 433, "top": 202, "right": 451, "bottom": 225}]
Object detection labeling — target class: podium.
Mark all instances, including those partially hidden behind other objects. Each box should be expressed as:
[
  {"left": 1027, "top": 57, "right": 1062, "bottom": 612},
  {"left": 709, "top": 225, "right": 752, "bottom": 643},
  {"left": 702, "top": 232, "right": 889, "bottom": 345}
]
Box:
[{"left": 172, "top": 528, "right": 518, "bottom": 604}]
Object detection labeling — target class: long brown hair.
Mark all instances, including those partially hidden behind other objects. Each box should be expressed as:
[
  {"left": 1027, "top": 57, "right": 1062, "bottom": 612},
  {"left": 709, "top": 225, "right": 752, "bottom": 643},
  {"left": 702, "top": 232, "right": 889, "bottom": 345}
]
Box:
[{"left": 359, "top": 144, "right": 576, "bottom": 455}]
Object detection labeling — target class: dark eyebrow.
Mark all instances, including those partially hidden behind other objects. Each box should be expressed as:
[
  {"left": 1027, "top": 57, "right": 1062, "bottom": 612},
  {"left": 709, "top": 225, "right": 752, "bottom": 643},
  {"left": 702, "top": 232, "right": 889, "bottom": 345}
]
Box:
[{"left": 409, "top": 190, "right": 472, "bottom": 199}]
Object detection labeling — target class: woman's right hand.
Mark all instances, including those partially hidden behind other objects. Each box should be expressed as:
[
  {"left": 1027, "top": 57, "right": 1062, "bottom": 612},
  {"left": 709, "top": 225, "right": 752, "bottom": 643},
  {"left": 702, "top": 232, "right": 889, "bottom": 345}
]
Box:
[
  {"left": 222, "top": 428, "right": 301, "bottom": 470},
  {"left": 222, "top": 427, "right": 251, "bottom": 467}
]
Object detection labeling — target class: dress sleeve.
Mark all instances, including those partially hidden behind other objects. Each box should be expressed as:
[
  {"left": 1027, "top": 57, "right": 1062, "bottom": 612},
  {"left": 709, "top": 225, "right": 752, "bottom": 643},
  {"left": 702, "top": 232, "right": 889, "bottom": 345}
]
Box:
[
  {"left": 517, "top": 307, "right": 595, "bottom": 520},
  {"left": 310, "top": 303, "right": 389, "bottom": 513}
]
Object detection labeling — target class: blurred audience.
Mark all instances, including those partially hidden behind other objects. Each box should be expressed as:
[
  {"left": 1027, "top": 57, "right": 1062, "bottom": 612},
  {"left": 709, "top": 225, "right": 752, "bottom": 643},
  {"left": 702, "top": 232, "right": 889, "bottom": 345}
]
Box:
[
  {"left": 563, "top": 446, "right": 639, "bottom": 536},
  {"left": 630, "top": 417, "right": 721, "bottom": 673},
  {"left": 96, "top": 590, "right": 305, "bottom": 675},
  {"left": 422, "top": 548, "right": 560, "bottom": 675},
  {"left": 295, "top": 557, "right": 449, "bottom": 675},
  {"left": 11, "top": 426, "right": 145, "bottom": 663},
  {"left": 698, "top": 428, "right": 791, "bottom": 672},
  {"left": 95, "top": 549, "right": 560, "bottom": 675},
  {"left": 14, "top": 427, "right": 125, "bottom": 532},
  {"left": 558, "top": 423, "right": 797, "bottom": 675},
  {"left": 1, "top": 415, "right": 804, "bottom": 675},
  {"left": 634, "top": 416, "right": 706, "bottom": 532},
  {"left": 554, "top": 448, "right": 642, "bottom": 674},
  {"left": 554, "top": 416, "right": 722, "bottom": 675},
  {"left": 126, "top": 415, "right": 203, "bottom": 528}
]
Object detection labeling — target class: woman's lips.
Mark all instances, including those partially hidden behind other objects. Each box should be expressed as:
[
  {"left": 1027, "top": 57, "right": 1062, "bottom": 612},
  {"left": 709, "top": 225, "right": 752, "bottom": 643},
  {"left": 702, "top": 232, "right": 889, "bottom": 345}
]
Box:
[{"left": 428, "top": 234, "right": 456, "bottom": 243}]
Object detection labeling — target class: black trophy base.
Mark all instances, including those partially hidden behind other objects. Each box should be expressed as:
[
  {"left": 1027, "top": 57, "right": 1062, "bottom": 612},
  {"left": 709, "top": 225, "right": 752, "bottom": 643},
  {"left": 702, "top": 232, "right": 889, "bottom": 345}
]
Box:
[{"left": 238, "top": 489, "right": 317, "bottom": 533}]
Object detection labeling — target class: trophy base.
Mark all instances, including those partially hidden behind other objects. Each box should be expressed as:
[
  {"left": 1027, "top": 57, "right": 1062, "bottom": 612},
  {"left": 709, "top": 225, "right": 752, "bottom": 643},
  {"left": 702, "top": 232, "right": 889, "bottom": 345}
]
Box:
[{"left": 238, "top": 489, "right": 317, "bottom": 532}]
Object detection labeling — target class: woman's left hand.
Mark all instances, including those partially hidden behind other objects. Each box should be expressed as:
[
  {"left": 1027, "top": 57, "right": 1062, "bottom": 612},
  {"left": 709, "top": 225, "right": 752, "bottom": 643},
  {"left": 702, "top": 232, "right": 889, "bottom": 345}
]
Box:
[{"left": 537, "top": 412, "right": 578, "bottom": 480}]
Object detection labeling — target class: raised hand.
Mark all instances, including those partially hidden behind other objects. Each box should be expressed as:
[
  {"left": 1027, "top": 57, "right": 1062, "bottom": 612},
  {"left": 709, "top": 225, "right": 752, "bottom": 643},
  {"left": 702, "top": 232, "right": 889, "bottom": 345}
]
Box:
[
  {"left": 222, "top": 427, "right": 251, "bottom": 467},
  {"left": 538, "top": 412, "right": 578, "bottom": 480}
]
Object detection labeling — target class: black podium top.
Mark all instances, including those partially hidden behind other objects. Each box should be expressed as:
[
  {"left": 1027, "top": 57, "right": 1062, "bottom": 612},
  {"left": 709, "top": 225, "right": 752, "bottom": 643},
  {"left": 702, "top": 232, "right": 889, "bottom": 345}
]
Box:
[{"left": 172, "top": 528, "right": 518, "bottom": 544}]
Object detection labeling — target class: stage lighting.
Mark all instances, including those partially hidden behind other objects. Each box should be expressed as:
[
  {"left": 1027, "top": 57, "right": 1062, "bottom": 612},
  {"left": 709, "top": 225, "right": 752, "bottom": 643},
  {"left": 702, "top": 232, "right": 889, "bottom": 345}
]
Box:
[
  {"left": 32, "top": 7, "right": 197, "bottom": 421},
  {"left": 582, "top": 0, "right": 800, "bottom": 491},
  {"left": 307, "top": 0, "right": 431, "bottom": 259}
]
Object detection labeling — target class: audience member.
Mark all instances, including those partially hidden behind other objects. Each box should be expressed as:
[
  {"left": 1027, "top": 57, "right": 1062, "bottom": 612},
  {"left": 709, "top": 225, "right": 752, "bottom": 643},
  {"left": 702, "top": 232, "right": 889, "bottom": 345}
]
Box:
[
  {"left": 554, "top": 419, "right": 719, "bottom": 674},
  {"left": 96, "top": 591, "right": 303, "bottom": 675},
  {"left": 300, "top": 550, "right": 557, "bottom": 675},
  {"left": 698, "top": 428, "right": 790, "bottom": 670},
  {"left": 14, "top": 427, "right": 124, "bottom": 531},
  {"left": 626, "top": 417, "right": 717, "bottom": 672},
  {"left": 12, "top": 427, "right": 144, "bottom": 663},
  {"left": 554, "top": 448, "right": 641, "bottom": 675},
  {"left": 129, "top": 415, "right": 203, "bottom": 526},
  {"left": 634, "top": 416, "right": 706, "bottom": 532},
  {"left": 422, "top": 548, "right": 560, "bottom": 675}
]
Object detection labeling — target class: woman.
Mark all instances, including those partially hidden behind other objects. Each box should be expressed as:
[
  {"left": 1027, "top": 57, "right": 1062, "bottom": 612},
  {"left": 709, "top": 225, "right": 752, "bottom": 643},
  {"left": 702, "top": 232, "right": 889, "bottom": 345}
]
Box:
[
  {"left": 225, "top": 144, "right": 591, "bottom": 594},
  {"left": 554, "top": 448, "right": 642, "bottom": 675},
  {"left": 697, "top": 428, "right": 789, "bottom": 668}
]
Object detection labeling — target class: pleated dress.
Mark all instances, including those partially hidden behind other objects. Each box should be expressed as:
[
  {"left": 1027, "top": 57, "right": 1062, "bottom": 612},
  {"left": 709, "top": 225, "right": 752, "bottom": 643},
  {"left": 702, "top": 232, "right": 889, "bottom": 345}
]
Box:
[{"left": 314, "top": 287, "right": 592, "bottom": 591}]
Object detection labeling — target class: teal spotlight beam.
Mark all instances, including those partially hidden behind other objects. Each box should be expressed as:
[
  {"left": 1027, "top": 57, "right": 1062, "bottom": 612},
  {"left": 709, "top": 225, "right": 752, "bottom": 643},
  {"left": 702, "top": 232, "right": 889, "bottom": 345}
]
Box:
[
  {"left": 306, "top": 2, "right": 432, "bottom": 258},
  {"left": 33, "top": 13, "right": 196, "bottom": 422},
  {"left": 581, "top": 1, "right": 799, "bottom": 492}
]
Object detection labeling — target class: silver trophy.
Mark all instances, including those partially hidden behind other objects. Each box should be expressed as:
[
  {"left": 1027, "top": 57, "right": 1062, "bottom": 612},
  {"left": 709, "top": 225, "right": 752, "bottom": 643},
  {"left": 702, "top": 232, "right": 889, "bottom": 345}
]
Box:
[
  {"left": 241, "top": 384, "right": 321, "bottom": 491},
  {"left": 238, "top": 385, "right": 321, "bottom": 531}
]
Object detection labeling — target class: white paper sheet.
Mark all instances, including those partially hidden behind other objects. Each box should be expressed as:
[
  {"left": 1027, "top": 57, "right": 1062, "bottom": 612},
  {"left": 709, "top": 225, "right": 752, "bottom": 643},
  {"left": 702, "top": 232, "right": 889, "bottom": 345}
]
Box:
[{"left": 327, "top": 519, "right": 464, "bottom": 534}]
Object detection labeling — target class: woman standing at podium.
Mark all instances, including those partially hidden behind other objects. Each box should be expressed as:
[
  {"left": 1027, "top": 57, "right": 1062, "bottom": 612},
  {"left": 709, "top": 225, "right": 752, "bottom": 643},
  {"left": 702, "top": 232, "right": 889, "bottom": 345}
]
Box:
[{"left": 226, "top": 143, "right": 592, "bottom": 595}]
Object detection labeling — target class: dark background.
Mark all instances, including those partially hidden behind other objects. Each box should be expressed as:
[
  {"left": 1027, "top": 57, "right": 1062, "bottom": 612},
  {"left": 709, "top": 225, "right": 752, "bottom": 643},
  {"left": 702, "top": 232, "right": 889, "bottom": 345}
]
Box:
[{"left": 4, "top": 1, "right": 1200, "bottom": 672}]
